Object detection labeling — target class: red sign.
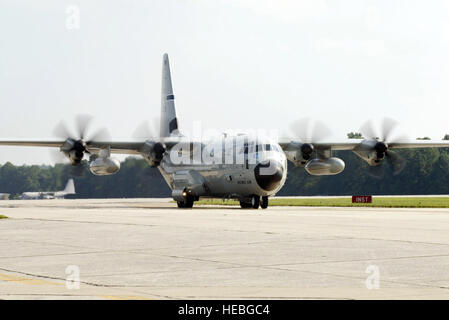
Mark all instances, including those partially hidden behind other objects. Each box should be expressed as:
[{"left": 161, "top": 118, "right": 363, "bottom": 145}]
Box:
[{"left": 352, "top": 195, "right": 372, "bottom": 203}]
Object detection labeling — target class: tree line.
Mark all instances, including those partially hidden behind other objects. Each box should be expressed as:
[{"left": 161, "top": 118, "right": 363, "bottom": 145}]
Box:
[{"left": 1, "top": 147, "right": 449, "bottom": 198}]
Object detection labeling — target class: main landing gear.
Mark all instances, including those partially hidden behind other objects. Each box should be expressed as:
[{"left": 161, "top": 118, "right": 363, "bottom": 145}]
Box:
[
  {"left": 239, "top": 195, "right": 269, "bottom": 209},
  {"left": 177, "top": 195, "right": 194, "bottom": 208}
]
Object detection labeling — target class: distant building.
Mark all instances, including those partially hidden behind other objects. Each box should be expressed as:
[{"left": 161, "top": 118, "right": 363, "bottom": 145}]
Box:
[{"left": 0, "top": 193, "right": 10, "bottom": 200}]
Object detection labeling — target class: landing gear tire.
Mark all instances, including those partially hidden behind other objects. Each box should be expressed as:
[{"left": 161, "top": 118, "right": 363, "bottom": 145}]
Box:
[
  {"left": 261, "top": 196, "right": 268, "bottom": 209},
  {"left": 177, "top": 196, "right": 194, "bottom": 208},
  {"left": 239, "top": 201, "right": 252, "bottom": 209},
  {"left": 251, "top": 195, "right": 260, "bottom": 209}
]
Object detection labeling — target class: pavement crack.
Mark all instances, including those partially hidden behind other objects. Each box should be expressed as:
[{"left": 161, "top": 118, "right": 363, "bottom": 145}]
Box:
[{"left": 9, "top": 217, "right": 156, "bottom": 228}]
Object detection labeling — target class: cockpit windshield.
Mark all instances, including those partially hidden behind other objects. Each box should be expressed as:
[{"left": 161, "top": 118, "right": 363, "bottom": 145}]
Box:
[
  {"left": 255, "top": 143, "right": 281, "bottom": 153},
  {"left": 238, "top": 142, "right": 282, "bottom": 154}
]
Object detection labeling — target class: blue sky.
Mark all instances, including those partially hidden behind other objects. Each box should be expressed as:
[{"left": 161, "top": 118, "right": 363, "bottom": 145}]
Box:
[{"left": 1, "top": 0, "right": 449, "bottom": 164}]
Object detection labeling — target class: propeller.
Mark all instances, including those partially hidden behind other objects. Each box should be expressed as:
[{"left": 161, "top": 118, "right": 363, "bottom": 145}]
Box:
[
  {"left": 54, "top": 114, "right": 110, "bottom": 145},
  {"left": 132, "top": 117, "right": 161, "bottom": 139},
  {"left": 132, "top": 117, "right": 166, "bottom": 165},
  {"left": 51, "top": 114, "right": 110, "bottom": 169},
  {"left": 360, "top": 117, "right": 407, "bottom": 178},
  {"left": 289, "top": 118, "right": 332, "bottom": 160}
]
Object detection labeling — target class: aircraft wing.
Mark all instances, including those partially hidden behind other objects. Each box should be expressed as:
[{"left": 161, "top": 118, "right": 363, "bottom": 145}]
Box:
[
  {"left": 0, "top": 138, "right": 145, "bottom": 155},
  {"left": 278, "top": 138, "right": 449, "bottom": 151},
  {"left": 86, "top": 140, "right": 146, "bottom": 154},
  {"left": 0, "top": 137, "right": 186, "bottom": 155},
  {"left": 387, "top": 140, "right": 449, "bottom": 149},
  {"left": 0, "top": 139, "right": 66, "bottom": 148}
]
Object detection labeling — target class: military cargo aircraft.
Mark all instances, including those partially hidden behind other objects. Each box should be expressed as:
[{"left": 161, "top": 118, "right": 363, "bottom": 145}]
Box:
[
  {"left": 20, "top": 179, "right": 75, "bottom": 200},
  {"left": 1, "top": 54, "right": 449, "bottom": 208}
]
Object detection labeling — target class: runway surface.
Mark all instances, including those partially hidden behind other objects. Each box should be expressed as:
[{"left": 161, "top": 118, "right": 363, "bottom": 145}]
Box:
[{"left": 1, "top": 198, "right": 449, "bottom": 300}]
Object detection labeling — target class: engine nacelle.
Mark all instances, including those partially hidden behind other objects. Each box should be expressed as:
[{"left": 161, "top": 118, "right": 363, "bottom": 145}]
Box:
[
  {"left": 352, "top": 139, "right": 385, "bottom": 166},
  {"left": 141, "top": 141, "right": 166, "bottom": 167},
  {"left": 67, "top": 150, "right": 84, "bottom": 165},
  {"left": 61, "top": 139, "right": 87, "bottom": 165},
  {"left": 89, "top": 157, "right": 120, "bottom": 176},
  {"left": 305, "top": 157, "right": 345, "bottom": 176},
  {"left": 284, "top": 142, "right": 314, "bottom": 167}
]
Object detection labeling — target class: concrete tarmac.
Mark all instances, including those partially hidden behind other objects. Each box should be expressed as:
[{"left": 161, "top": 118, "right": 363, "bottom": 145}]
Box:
[{"left": 1, "top": 198, "right": 449, "bottom": 299}]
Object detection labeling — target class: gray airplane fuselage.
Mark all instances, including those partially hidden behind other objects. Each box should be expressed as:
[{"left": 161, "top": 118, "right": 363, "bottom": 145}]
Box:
[
  {"left": 149, "top": 135, "right": 288, "bottom": 200},
  {"left": 20, "top": 192, "right": 66, "bottom": 200}
]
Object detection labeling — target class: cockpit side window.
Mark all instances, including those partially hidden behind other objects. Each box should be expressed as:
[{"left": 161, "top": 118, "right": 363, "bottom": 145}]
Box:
[
  {"left": 265, "top": 144, "right": 281, "bottom": 152},
  {"left": 255, "top": 144, "right": 263, "bottom": 153}
]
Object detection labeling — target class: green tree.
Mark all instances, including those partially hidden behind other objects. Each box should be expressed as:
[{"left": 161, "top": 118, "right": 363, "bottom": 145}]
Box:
[
  {"left": 347, "top": 132, "right": 364, "bottom": 139},
  {"left": 2, "top": 148, "right": 449, "bottom": 198}
]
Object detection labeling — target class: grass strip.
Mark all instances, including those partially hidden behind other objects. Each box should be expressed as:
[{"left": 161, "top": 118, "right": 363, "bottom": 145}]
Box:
[{"left": 195, "top": 197, "right": 449, "bottom": 208}]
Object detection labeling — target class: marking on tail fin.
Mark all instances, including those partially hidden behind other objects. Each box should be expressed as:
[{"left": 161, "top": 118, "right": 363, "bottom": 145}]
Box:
[{"left": 169, "top": 118, "right": 178, "bottom": 133}]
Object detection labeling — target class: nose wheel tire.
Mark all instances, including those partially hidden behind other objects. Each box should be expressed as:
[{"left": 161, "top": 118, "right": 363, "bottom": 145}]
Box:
[{"left": 261, "top": 196, "right": 268, "bottom": 209}]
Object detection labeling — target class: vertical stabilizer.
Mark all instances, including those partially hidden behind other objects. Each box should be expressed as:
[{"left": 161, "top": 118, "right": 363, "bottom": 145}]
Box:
[
  {"left": 63, "top": 179, "right": 76, "bottom": 194},
  {"left": 160, "top": 53, "right": 179, "bottom": 137}
]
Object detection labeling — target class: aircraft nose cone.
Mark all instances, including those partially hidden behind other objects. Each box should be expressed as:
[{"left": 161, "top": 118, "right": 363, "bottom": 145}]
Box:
[{"left": 254, "top": 160, "right": 284, "bottom": 191}]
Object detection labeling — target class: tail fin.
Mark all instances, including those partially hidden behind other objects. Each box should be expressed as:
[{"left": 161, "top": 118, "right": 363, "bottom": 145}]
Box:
[
  {"left": 63, "top": 179, "right": 75, "bottom": 194},
  {"left": 160, "top": 53, "right": 179, "bottom": 137}
]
